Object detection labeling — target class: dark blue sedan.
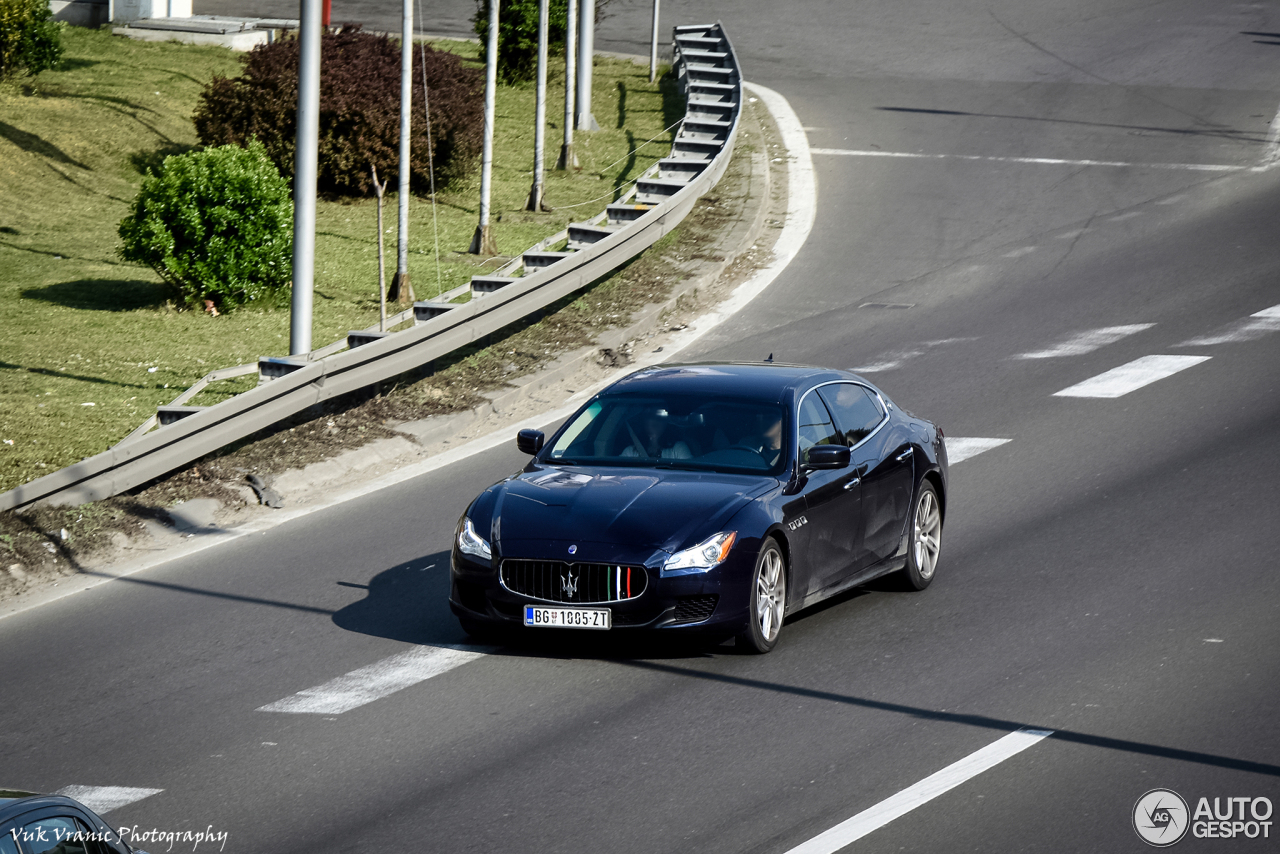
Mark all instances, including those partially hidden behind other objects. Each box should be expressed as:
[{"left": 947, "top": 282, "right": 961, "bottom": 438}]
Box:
[{"left": 449, "top": 362, "right": 948, "bottom": 652}]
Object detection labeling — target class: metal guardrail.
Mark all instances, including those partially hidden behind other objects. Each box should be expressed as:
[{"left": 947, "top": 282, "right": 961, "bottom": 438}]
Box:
[{"left": 0, "top": 21, "right": 743, "bottom": 512}]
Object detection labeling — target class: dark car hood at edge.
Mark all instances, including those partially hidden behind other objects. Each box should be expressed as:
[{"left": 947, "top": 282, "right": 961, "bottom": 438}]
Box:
[{"left": 489, "top": 466, "right": 777, "bottom": 553}]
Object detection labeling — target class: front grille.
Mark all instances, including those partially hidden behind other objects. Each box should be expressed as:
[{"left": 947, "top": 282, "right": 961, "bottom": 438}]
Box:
[
  {"left": 672, "top": 594, "right": 719, "bottom": 624},
  {"left": 501, "top": 560, "right": 649, "bottom": 604}
]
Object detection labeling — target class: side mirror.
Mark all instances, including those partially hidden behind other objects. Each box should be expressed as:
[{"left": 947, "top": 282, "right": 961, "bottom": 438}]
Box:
[
  {"left": 516, "top": 428, "right": 544, "bottom": 455},
  {"left": 805, "top": 444, "right": 850, "bottom": 470}
]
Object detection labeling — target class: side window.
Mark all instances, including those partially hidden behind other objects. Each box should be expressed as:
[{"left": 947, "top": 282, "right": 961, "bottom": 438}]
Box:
[
  {"left": 797, "top": 393, "right": 840, "bottom": 461},
  {"left": 0, "top": 829, "right": 19, "bottom": 854},
  {"left": 819, "top": 383, "right": 885, "bottom": 446},
  {"left": 18, "top": 816, "right": 99, "bottom": 854}
]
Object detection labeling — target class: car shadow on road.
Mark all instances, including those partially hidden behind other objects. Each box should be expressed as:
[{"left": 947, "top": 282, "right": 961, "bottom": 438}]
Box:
[{"left": 331, "top": 551, "right": 726, "bottom": 661}]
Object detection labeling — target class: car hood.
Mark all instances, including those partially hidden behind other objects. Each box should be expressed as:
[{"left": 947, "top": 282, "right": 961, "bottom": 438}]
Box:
[{"left": 493, "top": 466, "right": 776, "bottom": 553}]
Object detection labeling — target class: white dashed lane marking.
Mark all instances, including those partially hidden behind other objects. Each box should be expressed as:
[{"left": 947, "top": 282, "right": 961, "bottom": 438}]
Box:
[
  {"left": 1053, "top": 355, "right": 1211, "bottom": 399},
  {"left": 257, "top": 645, "right": 487, "bottom": 714},
  {"left": 55, "top": 786, "right": 163, "bottom": 814},
  {"left": 1016, "top": 324, "right": 1155, "bottom": 359},
  {"left": 851, "top": 339, "right": 979, "bottom": 373},
  {"left": 783, "top": 728, "right": 1054, "bottom": 854},
  {"left": 1179, "top": 303, "right": 1280, "bottom": 346},
  {"left": 946, "top": 438, "right": 1011, "bottom": 464}
]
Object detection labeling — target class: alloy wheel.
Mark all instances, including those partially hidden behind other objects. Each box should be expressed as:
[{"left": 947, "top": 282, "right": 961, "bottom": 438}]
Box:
[
  {"left": 756, "top": 548, "right": 786, "bottom": 641},
  {"left": 912, "top": 489, "right": 942, "bottom": 580}
]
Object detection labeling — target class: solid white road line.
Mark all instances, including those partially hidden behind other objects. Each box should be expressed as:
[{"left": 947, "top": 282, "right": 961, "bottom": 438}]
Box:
[
  {"left": 1016, "top": 323, "right": 1155, "bottom": 359},
  {"left": 1180, "top": 303, "right": 1280, "bottom": 346},
  {"left": 946, "top": 438, "right": 1011, "bottom": 465},
  {"left": 1053, "top": 355, "right": 1210, "bottom": 399},
  {"left": 257, "top": 645, "right": 486, "bottom": 714},
  {"left": 783, "top": 728, "right": 1053, "bottom": 854},
  {"left": 810, "top": 148, "right": 1243, "bottom": 172},
  {"left": 56, "top": 786, "right": 164, "bottom": 815}
]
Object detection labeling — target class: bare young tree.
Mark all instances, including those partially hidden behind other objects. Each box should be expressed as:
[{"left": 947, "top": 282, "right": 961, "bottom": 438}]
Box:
[{"left": 371, "top": 164, "right": 389, "bottom": 331}]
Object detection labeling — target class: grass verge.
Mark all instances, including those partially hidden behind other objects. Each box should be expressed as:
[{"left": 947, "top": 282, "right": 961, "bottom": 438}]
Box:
[{"left": 0, "top": 26, "right": 680, "bottom": 494}]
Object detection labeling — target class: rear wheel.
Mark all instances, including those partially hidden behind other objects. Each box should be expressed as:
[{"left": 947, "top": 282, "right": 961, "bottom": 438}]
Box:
[
  {"left": 736, "top": 538, "right": 787, "bottom": 654},
  {"left": 902, "top": 482, "right": 942, "bottom": 590}
]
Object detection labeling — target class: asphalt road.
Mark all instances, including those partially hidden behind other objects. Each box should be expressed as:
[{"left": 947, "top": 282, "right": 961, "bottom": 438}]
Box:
[{"left": 5, "top": 2, "right": 1280, "bottom": 851}]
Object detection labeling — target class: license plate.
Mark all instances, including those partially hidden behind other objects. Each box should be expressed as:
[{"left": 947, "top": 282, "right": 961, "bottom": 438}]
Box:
[{"left": 524, "top": 605, "right": 611, "bottom": 630}]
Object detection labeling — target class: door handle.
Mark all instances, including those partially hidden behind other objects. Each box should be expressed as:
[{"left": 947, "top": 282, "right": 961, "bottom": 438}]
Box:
[
  {"left": 895, "top": 447, "right": 913, "bottom": 462},
  {"left": 843, "top": 478, "right": 860, "bottom": 490}
]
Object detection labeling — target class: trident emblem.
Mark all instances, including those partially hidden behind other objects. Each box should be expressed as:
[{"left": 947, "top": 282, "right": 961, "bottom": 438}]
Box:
[{"left": 561, "top": 569, "right": 579, "bottom": 597}]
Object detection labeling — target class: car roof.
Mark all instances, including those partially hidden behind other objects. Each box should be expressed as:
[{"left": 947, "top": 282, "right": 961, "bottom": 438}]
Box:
[
  {"left": 0, "top": 792, "right": 94, "bottom": 824},
  {"left": 606, "top": 362, "right": 850, "bottom": 401}
]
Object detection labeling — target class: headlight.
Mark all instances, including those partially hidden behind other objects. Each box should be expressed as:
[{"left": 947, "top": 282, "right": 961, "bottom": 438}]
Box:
[
  {"left": 457, "top": 517, "right": 492, "bottom": 562},
  {"left": 663, "top": 531, "right": 736, "bottom": 573}
]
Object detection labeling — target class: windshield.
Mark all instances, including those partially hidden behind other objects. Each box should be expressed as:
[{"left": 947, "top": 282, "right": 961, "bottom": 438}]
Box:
[{"left": 544, "top": 394, "right": 788, "bottom": 474}]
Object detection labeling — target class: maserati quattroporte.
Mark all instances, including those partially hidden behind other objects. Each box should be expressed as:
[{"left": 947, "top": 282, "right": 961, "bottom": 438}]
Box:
[{"left": 449, "top": 362, "right": 947, "bottom": 652}]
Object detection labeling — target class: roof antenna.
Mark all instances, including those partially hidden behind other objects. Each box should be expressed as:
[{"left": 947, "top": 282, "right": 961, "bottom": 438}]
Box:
[{"left": 765, "top": 353, "right": 774, "bottom": 363}]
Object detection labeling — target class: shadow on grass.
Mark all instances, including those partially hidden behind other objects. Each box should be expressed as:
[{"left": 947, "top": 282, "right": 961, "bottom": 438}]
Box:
[
  {"left": 57, "top": 58, "right": 100, "bottom": 72},
  {"left": 129, "top": 142, "right": 197, "bottom": 175},
  {"left": 20, "top": 277, "right": 173, "bottom": 311},
  {"left": 0, "top": 121, "right": 91, "bottom": 169},
  {"left": 0, "top": 359, "right": 151, "bottom": 388}
]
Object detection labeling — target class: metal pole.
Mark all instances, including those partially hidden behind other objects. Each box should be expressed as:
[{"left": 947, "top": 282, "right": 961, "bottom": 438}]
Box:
[
  {"left": 649, "top": 0, "right": 659, "bottom": 83},
  {"left": 289, "top": 0, "right": 321, "bottom": 356},
  {"left": 556, "top": 0, "right": 578, "bottom": 170},
  {"left": 389, "top": 0, "right": 414, "bottom": 302},
  {"left": 469, "top": 0, "right": 499, "bottom": 254},
  {"left": 526, "top": 0, "right": 549, "bottom": 211},
  {"left": 575, "top": 0, "right": 597, "bottom": 131}
]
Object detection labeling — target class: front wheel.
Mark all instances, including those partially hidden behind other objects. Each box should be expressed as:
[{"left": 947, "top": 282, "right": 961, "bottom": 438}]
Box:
[
  {"left": 902, "top": 482, "right": 942, "bottom": 590},
  {"left": 736, "top": 538, "right": 787, "bottom": 654}
]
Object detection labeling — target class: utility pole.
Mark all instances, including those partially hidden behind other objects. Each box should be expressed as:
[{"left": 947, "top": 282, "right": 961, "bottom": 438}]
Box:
[
  {"left": 526, "top": 0, "right": 549, "bottom": 211},
  {"left": 289, "top": 0, "right": 321, "bottom": 356},
  {"left": 556, "top": 0, "right": 579, "bottom": 170},
  {"left": 388, "top": 0, "right": 415, "bottom": 303},
  {"left": 648, "top": 0, "right": 659, "bottom": 83},
  {"left": 575, "top": 0, "right": 598, "bottom": 131},
  {"left": 469, "top": 0, "right": 499, "bottom": 255}
]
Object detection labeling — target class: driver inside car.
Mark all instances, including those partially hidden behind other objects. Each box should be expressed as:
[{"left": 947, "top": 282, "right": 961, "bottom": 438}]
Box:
[
  {"left": 621, "top": 408, "right": 693, "bottom": 460},
  {"left": 739, "top": 414, "right": 784, "bottom": 467}
]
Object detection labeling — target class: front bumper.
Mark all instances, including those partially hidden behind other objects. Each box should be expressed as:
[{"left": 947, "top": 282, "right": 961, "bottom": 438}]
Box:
[{"left": 449, "top": 543, "right": 755, "bottom": 633}]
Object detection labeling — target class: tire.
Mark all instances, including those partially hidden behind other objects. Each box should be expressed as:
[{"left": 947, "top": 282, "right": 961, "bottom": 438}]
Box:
[
  {"left": 735, "top": 538, "right": 787, "bottom": 654},
  {"left": 902, "top": 481, "right": 942, "bottom": 590}
]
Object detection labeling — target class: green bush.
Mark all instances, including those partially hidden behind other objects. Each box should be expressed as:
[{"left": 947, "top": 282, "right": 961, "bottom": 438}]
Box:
[
  {"left": 118, "top": 141, "right": 294, "bottom": 311},
  {"left": 0, "top": 0, "right": 63, "bottom": 80}
]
